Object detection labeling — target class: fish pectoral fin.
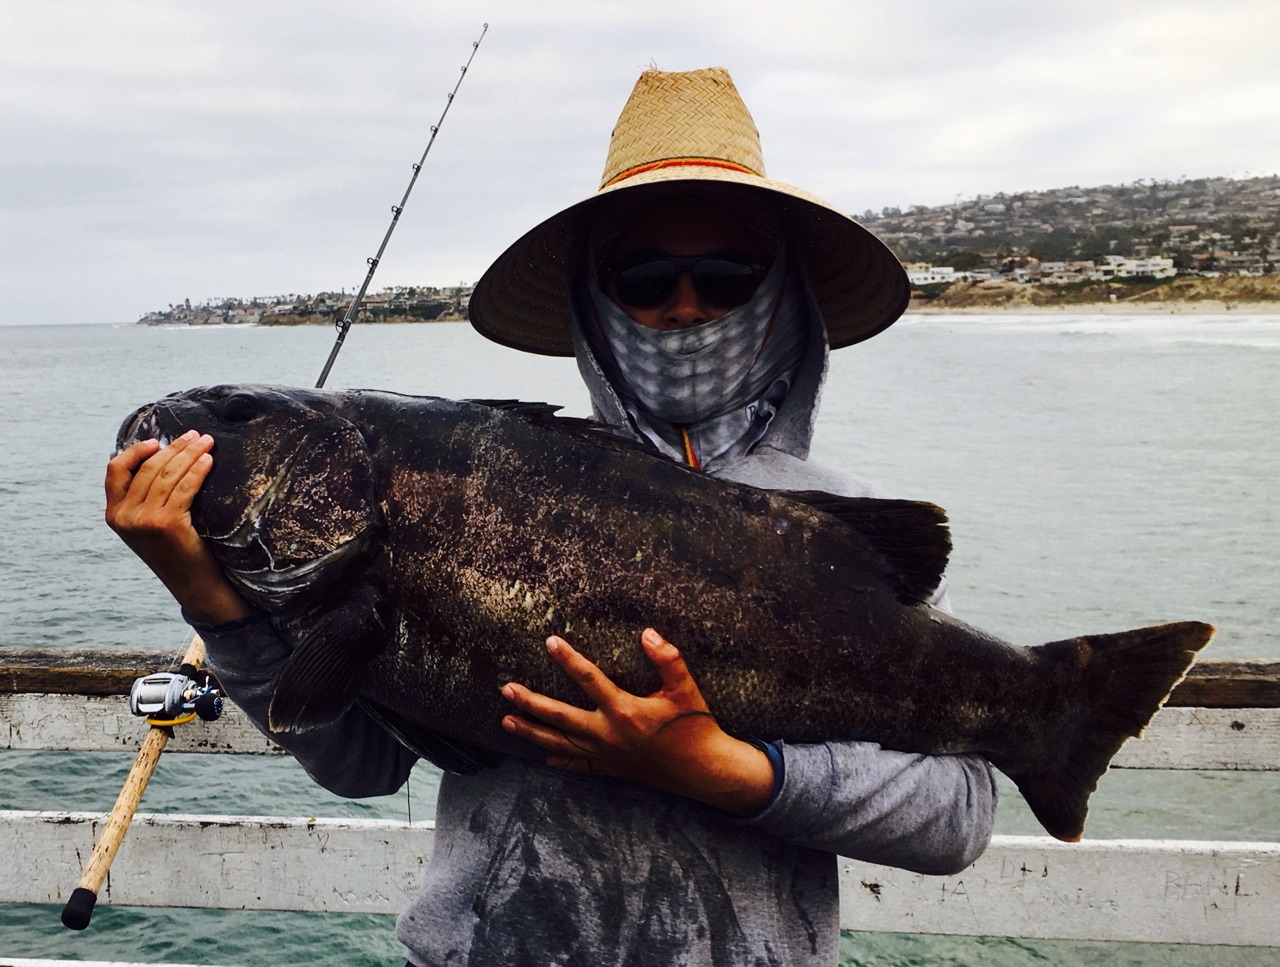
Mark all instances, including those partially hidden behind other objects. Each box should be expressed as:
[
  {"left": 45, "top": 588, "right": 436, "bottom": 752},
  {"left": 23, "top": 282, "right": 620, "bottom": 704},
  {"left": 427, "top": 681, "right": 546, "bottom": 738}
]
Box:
[
  {"left": 267, "top": 590, "right": 387, "bottom": 733},
  {"left": 358, "top": 698, "right": 499, "bottom": 775},
  {"left": 779, "top": 491, "right": 951, "bottom": 606}
]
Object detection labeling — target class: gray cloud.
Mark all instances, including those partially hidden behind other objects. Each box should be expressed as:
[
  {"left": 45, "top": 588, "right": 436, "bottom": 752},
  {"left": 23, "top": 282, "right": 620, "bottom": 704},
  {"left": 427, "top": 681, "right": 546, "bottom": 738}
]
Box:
[{"left": 2, "top": 0, "right": 1277, "bottom": 324}]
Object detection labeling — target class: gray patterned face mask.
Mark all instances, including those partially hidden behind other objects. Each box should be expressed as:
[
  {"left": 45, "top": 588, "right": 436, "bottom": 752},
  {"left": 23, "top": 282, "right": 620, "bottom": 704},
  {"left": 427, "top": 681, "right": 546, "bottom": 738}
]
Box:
[
  {"left": 590, "top": 255, "right": 793, "bottom": 422},
  {"left": 584, "top": 252, "right": 808, "bottom": 467}
]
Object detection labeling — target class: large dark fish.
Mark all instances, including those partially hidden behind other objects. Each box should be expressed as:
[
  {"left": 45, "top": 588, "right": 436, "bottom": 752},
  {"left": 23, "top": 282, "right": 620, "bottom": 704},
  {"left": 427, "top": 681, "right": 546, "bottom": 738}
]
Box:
[{"left": 117, "top": 385, "right": 1213, "bottom": 842}]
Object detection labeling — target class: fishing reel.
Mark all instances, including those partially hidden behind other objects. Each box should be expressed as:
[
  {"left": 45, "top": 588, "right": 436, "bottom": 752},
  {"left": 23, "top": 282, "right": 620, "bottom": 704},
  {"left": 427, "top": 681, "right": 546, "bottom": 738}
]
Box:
[{"left": 129, "top": 665, "right": 224, "bottom": 726}]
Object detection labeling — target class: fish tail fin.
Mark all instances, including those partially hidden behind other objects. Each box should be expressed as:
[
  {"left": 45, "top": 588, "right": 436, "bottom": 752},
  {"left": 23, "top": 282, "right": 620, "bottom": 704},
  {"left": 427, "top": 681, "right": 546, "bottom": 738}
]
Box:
[{"left": 1014, "top": 620, "right": 1215, "bottom": 842}]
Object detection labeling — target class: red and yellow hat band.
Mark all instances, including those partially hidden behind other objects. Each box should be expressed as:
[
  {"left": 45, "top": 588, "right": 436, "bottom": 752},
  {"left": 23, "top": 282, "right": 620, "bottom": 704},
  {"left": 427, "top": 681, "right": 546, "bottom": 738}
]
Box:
[{"left": 601, "top": 157, "right": 761, "bottom": 189}]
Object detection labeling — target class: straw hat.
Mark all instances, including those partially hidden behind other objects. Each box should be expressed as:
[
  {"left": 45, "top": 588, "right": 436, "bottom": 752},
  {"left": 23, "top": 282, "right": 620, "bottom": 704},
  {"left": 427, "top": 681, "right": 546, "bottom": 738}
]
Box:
[{"left": 468, "top": 67, "right": 909, "bottom": 356}]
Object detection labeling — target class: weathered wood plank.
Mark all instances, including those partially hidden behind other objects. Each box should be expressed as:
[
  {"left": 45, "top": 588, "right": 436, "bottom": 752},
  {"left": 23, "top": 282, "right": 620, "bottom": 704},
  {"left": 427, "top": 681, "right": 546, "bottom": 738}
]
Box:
[
  {"left": 3, "top": 812, "right": 1277, "bottom": 945},
  {"left": 1, "top": 694, "right": 283, "bottom": 755},
  {"left": 1167, "top": 659, "right": 1280, "bottom": 709},
  {"left": 840, "top": 835, "right": 1280, "bottom": 946},
  {"left": 1110, "top": 706, "right": 1280, "bottom": 770},
  {"left": 5, "top": 693, "right": 1278, "bottom": 769},
  {"left": 1, "top": 811, "right": 434, "bottom": 916},
  {"left": 3, "top": 648, "right": 1277, "bottom": 707},
  {"left": 0, "top": 649, "right": 224, "bottom": 697}
]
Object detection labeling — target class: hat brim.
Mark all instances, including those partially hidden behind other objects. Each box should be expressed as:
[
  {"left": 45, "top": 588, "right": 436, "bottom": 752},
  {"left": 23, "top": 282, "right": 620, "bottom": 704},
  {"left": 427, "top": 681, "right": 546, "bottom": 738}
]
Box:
[{"left": 469, "top": 167, "right": 909, "bottom": 357}]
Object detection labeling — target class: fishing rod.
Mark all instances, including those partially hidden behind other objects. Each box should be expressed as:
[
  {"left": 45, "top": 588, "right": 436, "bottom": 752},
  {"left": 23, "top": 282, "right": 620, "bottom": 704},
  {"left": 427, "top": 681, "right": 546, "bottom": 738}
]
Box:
[{"left": 316, "top": 22, "right": 488, "bottom": 389}]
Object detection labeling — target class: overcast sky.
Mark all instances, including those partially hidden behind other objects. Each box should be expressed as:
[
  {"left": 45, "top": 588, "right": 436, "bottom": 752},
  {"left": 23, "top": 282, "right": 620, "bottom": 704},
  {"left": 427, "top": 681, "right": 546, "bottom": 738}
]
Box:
[{"left": 3, "top": 0, "right": 1277, "bottom": 325}]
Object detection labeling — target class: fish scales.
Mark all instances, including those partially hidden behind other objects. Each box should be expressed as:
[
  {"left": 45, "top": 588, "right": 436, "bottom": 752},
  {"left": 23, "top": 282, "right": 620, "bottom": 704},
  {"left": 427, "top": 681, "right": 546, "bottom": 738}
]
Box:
[{"left": 116, "top": 385, "right": 1214, "bottom": 841}]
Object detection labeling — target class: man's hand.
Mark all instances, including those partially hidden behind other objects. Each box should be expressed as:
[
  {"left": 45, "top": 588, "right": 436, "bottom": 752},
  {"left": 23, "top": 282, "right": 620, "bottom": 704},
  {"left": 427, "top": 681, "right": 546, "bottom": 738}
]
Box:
[
  {"left": 105, "top": 430, "right": 251, "bottom": 625},
  {"left": 500, "top": 628, "right": 776, "bottom": 816}
]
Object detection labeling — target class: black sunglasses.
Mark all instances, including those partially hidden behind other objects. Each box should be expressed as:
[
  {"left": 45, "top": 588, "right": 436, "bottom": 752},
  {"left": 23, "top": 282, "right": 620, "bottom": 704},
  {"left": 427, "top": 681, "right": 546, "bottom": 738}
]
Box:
[{"left": 602, "top": 254, "right": 770, "bottom": 310}]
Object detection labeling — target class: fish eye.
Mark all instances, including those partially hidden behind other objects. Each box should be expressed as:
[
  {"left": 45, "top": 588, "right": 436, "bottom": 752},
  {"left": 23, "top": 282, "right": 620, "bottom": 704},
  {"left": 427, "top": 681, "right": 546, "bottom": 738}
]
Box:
[{"left": 222, "top": 394, "right": 259, "bottom": 423}]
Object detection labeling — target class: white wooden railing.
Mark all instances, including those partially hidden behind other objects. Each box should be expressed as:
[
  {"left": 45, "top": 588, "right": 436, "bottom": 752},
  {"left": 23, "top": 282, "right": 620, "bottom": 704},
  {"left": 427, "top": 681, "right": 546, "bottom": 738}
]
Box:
[{"left": 2, "top": 649, "right": 1278, "bottom": 949}]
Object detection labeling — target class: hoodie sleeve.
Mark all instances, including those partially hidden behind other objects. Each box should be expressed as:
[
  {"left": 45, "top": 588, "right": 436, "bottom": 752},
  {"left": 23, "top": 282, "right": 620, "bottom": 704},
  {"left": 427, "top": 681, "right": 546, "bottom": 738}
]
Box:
[
  {"left": 743, "top": 740, "right": 997, "bottom": 874},
  {"left": 190, "top": 612, "right": 418, "bottom": 799}
]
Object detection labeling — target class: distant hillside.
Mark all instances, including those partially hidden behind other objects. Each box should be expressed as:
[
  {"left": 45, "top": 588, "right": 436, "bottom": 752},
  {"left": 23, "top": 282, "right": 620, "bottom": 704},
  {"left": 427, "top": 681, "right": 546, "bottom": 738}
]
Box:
[{"left": 861, "top": 174, "right": 1280, "bottom": 275}]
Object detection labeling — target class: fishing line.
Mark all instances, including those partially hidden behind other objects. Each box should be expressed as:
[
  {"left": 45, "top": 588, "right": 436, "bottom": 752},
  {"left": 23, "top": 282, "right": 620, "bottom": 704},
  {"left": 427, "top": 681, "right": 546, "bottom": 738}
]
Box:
[{"left": 316, "top": 23, "right": 488, "bottom": 389}]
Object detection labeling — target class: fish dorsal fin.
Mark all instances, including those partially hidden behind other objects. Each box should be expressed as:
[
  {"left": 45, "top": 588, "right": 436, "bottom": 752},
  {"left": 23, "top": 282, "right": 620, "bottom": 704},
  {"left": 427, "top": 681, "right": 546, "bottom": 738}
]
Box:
[
  {"left": 467, "top": 398, "right": 608, "bottom": 433},
  {"left": 467, "top": 399, "right": 565, "bottom": 419},
  {"left": 468, "top": 398, "right": 665, "bottom": 456},
  {"left": 779, "top": 491, "right": 952, "bottom": 605}
]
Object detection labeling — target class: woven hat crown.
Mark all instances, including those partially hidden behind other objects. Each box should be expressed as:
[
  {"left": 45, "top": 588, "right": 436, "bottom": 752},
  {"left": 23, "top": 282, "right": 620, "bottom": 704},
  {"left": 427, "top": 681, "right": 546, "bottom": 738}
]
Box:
[{"left": 601, "top": 68, "right": 766, "bottom": 189}]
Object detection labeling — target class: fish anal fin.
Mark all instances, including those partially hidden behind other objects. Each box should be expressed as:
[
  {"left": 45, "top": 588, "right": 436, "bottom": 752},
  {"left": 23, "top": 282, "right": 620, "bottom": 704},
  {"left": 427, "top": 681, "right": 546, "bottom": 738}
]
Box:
[
  {"left": 780, "top": 491, "right": 951, "bottom": 605},
  {"left": 268, "top": 586, "right": 387, "bottom": 733},
  {"left": 358, "top": 698, "right": 498, "bottom": 775},
  {"left": 1011, "top": 620, "right": 1216, "bottom": 842}
]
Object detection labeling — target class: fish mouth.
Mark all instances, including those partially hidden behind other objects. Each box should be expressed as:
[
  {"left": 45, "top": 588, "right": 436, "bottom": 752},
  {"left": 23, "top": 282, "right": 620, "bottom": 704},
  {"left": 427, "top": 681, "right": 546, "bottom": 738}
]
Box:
[{"left": 116, "top": 403, "right": 171, "bottom": 451}]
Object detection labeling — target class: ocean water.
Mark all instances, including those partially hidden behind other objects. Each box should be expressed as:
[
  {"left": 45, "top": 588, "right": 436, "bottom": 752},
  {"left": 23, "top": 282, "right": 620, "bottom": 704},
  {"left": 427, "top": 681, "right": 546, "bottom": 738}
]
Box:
[{"left": 0, "top": 315, "right": 1277, "bottom": 964}]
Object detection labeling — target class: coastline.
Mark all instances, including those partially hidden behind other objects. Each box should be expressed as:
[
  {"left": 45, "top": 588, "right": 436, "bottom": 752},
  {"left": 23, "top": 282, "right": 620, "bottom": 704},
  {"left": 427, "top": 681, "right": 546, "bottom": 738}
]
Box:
[
  {"left": 255, "top": 312, "right": 467, "bottom": 327},
  {"left": 131, "top": 302, "right": 1280, "bottom": 328},
  {"left": 907, "top": 300, "right": 1280, "bottom": 316}
]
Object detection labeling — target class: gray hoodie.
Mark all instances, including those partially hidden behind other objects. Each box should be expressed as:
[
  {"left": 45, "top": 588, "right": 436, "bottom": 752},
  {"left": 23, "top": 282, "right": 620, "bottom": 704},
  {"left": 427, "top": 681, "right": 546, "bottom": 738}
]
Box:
[{"left": 196, "top": 286, "right": 996, "bottom": 965}]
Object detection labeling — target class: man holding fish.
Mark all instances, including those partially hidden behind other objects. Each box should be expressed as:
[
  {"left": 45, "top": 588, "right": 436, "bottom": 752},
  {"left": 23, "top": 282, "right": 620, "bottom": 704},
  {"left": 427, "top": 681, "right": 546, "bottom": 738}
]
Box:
[{"left": 108, "top": 68, "right": 997, "bottom": 965}]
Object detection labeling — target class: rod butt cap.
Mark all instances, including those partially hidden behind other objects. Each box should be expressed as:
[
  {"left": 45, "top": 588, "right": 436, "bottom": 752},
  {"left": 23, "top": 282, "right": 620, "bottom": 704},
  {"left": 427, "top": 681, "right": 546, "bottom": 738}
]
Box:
[{"left": 61, "top": 887, "right": 98, "bottom": 930}]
